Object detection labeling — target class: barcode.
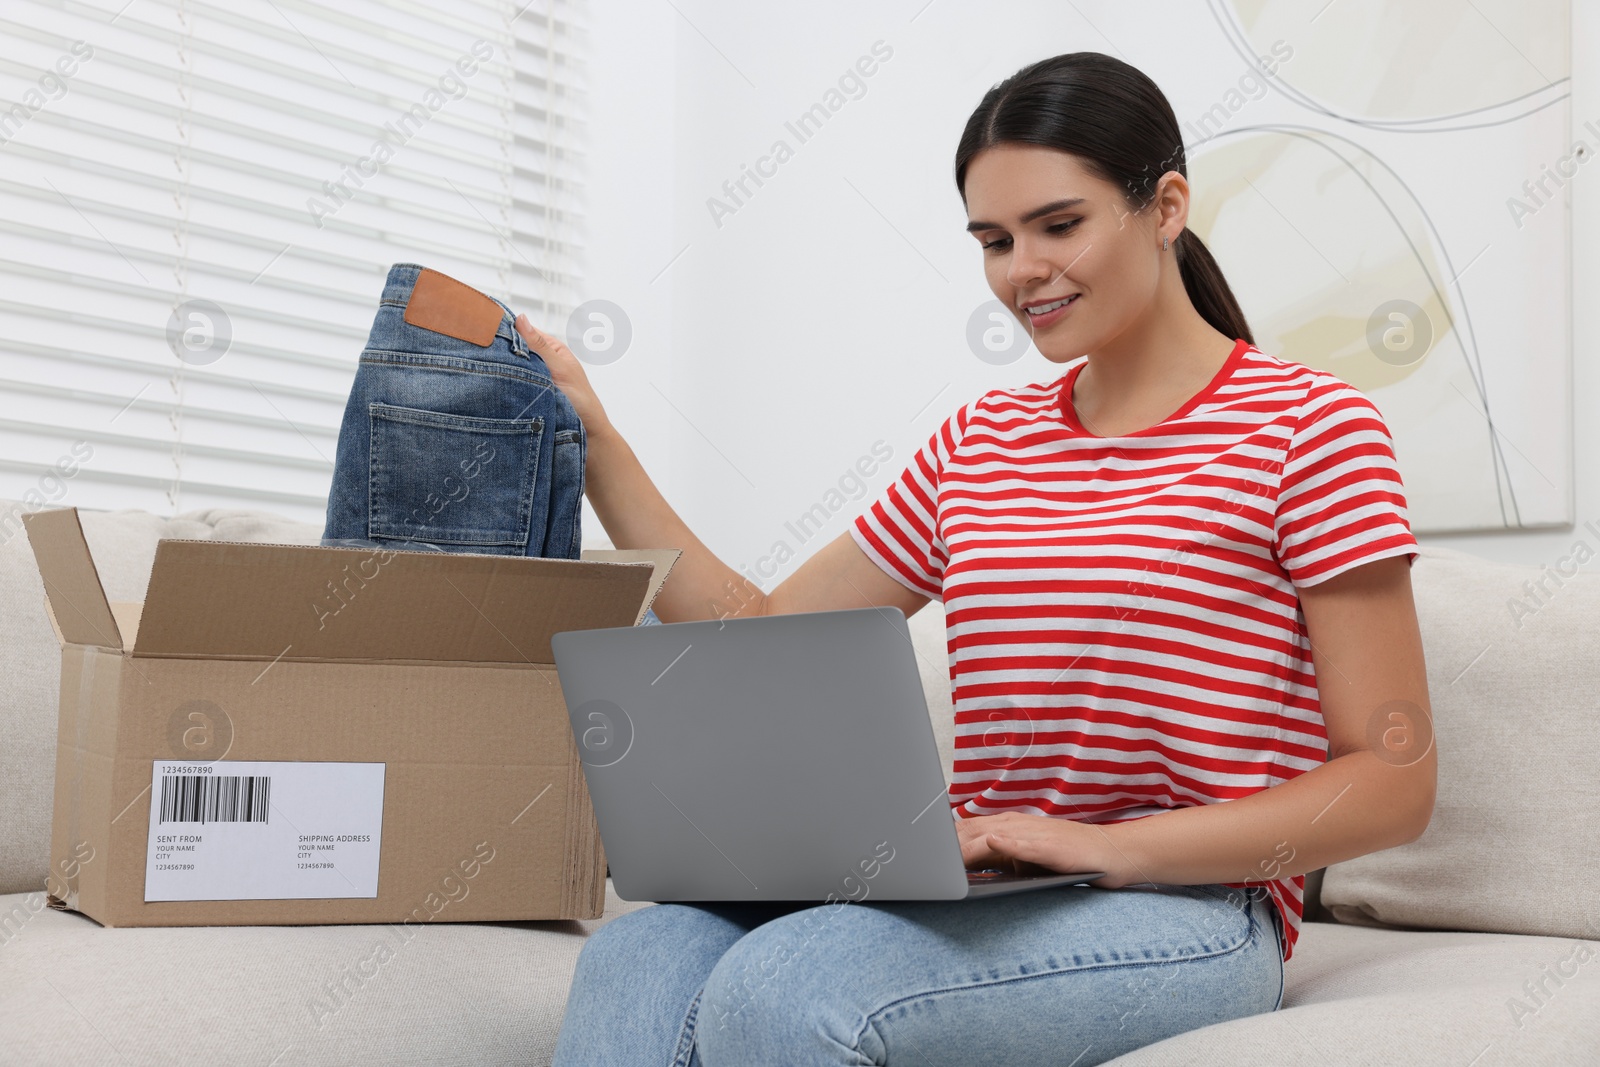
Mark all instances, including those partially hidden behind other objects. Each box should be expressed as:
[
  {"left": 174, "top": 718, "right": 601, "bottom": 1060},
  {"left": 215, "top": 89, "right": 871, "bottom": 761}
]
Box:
[{"left": 159, "top": 774, "right": 272, "bottom": 824}]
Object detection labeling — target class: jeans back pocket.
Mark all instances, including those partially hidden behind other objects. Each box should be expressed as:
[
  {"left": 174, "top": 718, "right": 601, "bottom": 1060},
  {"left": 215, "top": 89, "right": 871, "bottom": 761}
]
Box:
[{"left": 368, "top": 402, "right": 543, "bottom": 550}]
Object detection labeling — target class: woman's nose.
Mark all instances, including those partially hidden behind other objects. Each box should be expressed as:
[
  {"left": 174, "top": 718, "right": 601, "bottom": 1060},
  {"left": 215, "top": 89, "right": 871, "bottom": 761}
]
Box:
[{"left": 1006, "top": 238, "right": 1054, "bottom": 290}]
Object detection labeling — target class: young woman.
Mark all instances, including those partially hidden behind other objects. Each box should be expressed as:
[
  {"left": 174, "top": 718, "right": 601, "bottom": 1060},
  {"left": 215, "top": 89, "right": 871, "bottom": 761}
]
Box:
[{"left": 530, "top": 51, "right": 1435, "bottom": 1067}]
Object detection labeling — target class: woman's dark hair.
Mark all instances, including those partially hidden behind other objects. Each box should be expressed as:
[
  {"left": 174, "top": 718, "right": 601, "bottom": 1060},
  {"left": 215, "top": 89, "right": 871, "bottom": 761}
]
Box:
[{"left": 955, "top": 52, "right": 1253, "bottom": 345}]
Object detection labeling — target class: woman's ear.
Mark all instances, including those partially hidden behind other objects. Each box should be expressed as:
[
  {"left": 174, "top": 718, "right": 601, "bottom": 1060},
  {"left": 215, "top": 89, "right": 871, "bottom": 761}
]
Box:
[{"left": 1152, "top": 169, "right": 1192, "bottom": 238}]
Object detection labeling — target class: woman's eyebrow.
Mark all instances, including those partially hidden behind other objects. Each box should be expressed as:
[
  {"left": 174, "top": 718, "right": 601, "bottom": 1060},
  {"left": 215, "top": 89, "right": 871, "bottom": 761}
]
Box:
[{"left": 965, "top": 197, "right": 1086, "bottom": 233}]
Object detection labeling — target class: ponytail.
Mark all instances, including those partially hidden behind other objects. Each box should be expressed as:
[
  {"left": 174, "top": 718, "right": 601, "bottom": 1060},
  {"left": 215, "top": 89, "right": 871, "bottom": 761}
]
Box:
[{"left": 1174, "top": 228, "right": 1253, "bottom": 345}]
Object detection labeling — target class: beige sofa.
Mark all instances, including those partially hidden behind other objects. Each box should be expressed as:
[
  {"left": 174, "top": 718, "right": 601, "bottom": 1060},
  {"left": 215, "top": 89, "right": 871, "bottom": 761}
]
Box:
[{"left": 0, "top": 502, "right": 1595, "bottom": 1065}]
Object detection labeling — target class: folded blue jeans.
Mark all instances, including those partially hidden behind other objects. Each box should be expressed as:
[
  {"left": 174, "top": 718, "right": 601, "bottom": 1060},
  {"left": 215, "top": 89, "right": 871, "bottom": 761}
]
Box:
[
  {"left": 552, "top": 881, "right": 1285, "bottom": 1065},
  {"left": 323, "top": 263, "right": 586, "bottom": 560}
]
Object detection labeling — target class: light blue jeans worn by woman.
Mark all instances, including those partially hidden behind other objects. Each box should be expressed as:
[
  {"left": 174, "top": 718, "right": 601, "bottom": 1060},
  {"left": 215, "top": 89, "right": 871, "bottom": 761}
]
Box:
[{"left": 551, "top": 880, "right": 1285, "bottom": 1065}]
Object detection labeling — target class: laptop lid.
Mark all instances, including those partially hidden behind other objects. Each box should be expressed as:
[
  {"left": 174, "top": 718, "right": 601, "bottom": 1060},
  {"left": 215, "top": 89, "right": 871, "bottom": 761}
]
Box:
[{"left": 551, "top": 606, "right": 974, "bottom": 902}]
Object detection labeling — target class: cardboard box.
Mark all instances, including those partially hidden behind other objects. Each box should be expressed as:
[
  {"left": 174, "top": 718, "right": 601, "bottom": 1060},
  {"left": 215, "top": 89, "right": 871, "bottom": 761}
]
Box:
[{"left": 23, "top": 507, "right": 679, "bottom": 928}]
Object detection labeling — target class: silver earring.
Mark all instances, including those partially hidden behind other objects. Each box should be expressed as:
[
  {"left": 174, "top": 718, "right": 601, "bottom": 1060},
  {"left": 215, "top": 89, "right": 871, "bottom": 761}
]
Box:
[{"left": 1162, "top": 235, "right": 1170, "bottom": 251}]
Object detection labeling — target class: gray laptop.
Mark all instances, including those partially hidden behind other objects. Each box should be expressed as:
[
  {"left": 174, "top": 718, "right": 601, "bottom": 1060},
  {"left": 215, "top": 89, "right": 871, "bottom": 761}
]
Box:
[{"left": 550, "top": 605, "right": 1103, "bottom": 903}]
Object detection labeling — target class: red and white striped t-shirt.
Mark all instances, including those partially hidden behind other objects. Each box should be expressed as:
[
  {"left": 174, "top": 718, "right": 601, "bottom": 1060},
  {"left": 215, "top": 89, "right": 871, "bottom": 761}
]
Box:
[{"left": 850, "top": 338, "right": 1420, "bottom": 962}]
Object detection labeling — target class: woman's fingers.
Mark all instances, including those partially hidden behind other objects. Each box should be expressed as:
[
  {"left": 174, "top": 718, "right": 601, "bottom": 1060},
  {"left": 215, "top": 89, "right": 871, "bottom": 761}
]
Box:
[
  {"left": 514, "top": 313, "right": 571, "bottom": 362},
  {"left": 514, "top": 313, "right": 611, "bottom": 433}
]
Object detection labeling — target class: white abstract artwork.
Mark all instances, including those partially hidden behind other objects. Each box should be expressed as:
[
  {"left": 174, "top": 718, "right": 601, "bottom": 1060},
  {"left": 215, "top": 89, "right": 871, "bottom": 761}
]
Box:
[{"left": 1113, "top": 0, "right": 1574, "bottom": 533}]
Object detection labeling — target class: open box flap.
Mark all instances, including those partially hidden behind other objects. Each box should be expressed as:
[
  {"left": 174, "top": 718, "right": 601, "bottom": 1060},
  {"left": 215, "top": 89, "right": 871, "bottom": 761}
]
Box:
[
  {"left": 22, "top": 508, "right": 124, "bottom": 651},
  {"left": 133, "top": 539, "right": 668, "bottom": 664},
  {"left": 581, "top": 547, "right": 682, "bottom": 624}
]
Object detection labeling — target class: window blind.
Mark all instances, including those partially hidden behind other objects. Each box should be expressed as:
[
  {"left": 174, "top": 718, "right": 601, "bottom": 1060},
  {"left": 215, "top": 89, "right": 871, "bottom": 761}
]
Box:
[{"left": 0, "top": 0, "right": 587, "bottom": 527}]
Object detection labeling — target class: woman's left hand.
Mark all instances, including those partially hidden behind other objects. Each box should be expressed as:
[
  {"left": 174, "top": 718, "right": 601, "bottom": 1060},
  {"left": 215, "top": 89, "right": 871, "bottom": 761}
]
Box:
[{"left": 954, "top": 812, "right": 1142, "bottom": 889}]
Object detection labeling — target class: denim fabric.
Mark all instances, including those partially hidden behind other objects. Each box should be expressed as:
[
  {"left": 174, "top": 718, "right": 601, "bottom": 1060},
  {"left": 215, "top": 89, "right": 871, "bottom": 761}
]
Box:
[
  {"left": 552, "top": 881, "right": 1284, "bottom": 1065},
  {"left": 323, "top": 263, "right": 584, "bottom": 559}
]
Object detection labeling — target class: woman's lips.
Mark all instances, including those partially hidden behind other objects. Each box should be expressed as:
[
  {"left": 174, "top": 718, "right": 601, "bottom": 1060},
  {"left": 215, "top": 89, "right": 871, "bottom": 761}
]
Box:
[{"left": 1024, "top": 293, "right": 1079, "bottom": 328}]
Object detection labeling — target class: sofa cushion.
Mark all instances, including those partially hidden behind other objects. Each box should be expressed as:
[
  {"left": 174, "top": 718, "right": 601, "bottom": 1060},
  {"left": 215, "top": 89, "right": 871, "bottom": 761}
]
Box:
[
  {"left": 0, "top": 883, "right": 655, "bottom": 1065},
  {"left": 7, "top": 885, "right": 1594, "bottom": 1066},
  {"left": 1106, "top": 922, "right": 1600, "bottom": 1065},
  {"left": 1319, "top": 543, "right": 1600, "bottom": 942}
]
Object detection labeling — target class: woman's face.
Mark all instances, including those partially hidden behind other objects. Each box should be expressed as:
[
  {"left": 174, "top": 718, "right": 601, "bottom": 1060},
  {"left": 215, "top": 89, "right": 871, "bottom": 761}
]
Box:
[{"left": 963, "top": 143, "right": 1175, "bottom": 363}]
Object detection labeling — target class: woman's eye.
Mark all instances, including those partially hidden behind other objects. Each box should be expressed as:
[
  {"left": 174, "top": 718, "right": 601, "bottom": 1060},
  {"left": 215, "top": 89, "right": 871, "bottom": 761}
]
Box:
[{"left": 981, "top": 219, "right": 1079, "bottom": 253}]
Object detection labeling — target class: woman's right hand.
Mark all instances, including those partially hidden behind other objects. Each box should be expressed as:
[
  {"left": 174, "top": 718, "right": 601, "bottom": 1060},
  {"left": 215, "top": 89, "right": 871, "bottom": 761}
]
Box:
[{"left": 514, "top": 313, "right": 613, "bottom": 436}]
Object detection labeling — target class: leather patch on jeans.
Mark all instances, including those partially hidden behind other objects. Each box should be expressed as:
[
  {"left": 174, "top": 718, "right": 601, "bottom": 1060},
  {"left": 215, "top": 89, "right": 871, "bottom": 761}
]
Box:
[{"left": 403, "top": 268, "right": 503, "bottom": 347}]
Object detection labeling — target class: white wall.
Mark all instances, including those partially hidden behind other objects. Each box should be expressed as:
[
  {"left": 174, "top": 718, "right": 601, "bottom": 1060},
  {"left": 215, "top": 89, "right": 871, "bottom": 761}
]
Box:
[{"left": 584, "top": 1, "right": 1595, "bottom": 579}]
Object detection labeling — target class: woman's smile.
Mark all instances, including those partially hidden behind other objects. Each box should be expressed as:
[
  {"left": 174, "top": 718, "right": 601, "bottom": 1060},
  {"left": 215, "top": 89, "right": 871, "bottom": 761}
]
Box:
[{"left": 1022, "top": 292, "right": 1081, "bottom": 329}]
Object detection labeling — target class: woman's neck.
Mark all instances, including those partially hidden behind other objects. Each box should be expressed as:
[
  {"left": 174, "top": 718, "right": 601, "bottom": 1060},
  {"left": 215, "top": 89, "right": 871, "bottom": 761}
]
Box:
[{"left": 1068, "top": 310, "right": 1239, "bottom": 436}]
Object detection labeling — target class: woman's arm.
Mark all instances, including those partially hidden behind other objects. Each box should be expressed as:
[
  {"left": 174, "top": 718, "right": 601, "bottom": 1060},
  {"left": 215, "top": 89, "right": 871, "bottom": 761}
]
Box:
[
  {"left": 517, "top": 316, "right": 929, "bottom": 625},
  {"left": 960, "top": 554, "right": 1437, "bottom": 887},
  {"left": 585, "top": 421, "right": 928, "bottom": 623}
]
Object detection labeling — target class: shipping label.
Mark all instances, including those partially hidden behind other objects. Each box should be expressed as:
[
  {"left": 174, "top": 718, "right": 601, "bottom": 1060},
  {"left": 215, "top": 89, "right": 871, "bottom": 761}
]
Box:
[{"left": 144, "top": 760, "right": 385, "bottom": 902}]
